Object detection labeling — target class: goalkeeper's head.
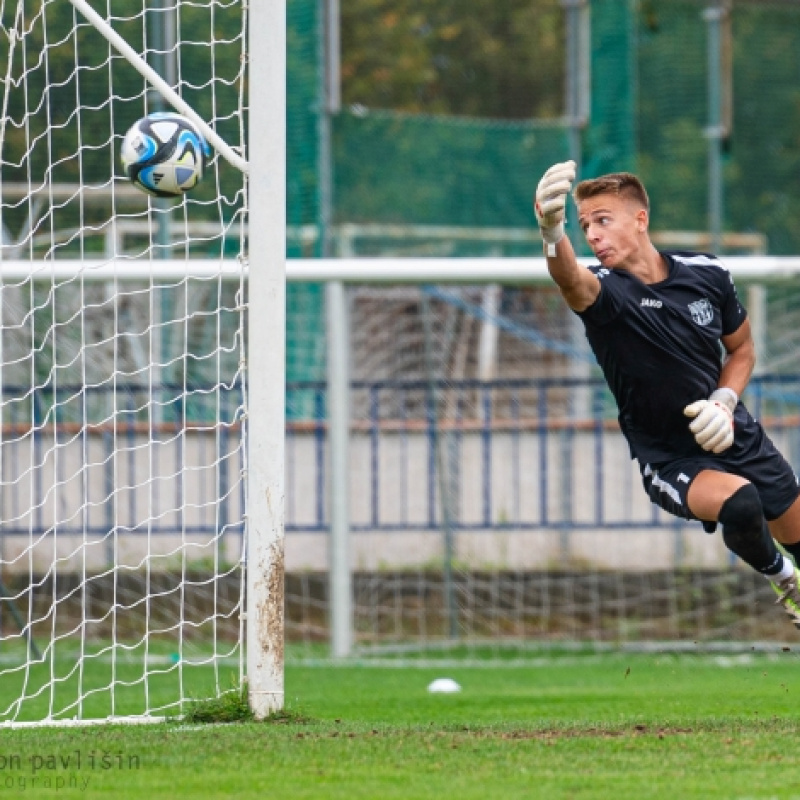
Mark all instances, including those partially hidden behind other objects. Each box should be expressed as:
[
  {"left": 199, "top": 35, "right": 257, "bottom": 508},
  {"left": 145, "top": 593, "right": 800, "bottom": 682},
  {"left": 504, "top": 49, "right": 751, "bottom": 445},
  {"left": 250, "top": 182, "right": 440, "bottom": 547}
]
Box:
[
  {"left": 573, "top": 172, "right": 650, "bottom": 211},
  {"left": 573, "top": 172, "right": 655, "bottom": 269}
]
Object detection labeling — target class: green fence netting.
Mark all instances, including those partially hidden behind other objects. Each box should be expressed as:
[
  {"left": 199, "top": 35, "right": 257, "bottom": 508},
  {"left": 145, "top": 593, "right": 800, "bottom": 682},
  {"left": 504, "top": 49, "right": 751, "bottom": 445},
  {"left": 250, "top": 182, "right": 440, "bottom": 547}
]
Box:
[{"left": 285, "top": 0, "right": 800, "bottom": 397}]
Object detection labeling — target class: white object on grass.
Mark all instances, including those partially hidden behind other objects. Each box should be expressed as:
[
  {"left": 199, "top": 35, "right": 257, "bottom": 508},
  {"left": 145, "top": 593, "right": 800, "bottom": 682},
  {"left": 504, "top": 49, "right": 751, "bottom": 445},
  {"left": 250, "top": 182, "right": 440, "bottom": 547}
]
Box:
[{"left": 427, "top": 678, "right": 462, "bottom": 694}]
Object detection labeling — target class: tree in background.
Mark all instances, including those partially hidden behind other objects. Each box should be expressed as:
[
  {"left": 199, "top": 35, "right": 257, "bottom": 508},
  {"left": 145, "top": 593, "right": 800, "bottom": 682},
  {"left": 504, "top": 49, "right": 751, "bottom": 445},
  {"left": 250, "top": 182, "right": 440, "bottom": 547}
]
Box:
[{"left": 341, "top": 0, "right": 565, "bottom": 119}]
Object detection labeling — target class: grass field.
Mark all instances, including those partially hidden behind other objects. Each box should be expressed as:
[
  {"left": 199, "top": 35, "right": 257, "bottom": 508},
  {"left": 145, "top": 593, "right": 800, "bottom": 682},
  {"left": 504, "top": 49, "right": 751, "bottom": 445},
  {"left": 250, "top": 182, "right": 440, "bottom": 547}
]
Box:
[{"left": 2, "top": 648, "right": 800, "bottom": 798}]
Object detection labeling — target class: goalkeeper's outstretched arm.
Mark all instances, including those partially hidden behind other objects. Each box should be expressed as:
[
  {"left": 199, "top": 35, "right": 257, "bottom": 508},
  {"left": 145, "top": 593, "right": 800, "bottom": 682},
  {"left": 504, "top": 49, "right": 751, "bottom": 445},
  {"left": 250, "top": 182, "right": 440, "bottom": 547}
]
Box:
[{"left": 534, "top": 161, "right": 600, "bottom": 313}]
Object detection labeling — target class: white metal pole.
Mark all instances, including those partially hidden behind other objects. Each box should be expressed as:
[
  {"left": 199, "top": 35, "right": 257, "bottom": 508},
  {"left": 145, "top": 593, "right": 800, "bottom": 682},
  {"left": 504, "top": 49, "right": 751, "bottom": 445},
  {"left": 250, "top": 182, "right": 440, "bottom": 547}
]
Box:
[
  {"left": 477, "top": 284, "right": 500, "bottom": 382},
  {"left": 1, "top": 256, "right": 797, "bottom": 283},
  {"left": 326, "top": 280, "right": 352, "bottom": 658},
  {"left": 747, "top": 283, "right": 767, "bottom": 375},
  {"left": 246, "top": 0, "right": 286, "bottom": 718}
]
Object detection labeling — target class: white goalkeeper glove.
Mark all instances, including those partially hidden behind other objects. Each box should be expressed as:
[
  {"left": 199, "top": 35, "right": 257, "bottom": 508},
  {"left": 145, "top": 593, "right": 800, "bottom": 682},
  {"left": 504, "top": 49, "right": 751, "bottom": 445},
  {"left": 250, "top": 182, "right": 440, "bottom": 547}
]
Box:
[
  {"left": 534, "top": 160, "right": 576, "bottom": 247},
  {"left": 683, "top": 388, "right": 738, "bottom": 454}
]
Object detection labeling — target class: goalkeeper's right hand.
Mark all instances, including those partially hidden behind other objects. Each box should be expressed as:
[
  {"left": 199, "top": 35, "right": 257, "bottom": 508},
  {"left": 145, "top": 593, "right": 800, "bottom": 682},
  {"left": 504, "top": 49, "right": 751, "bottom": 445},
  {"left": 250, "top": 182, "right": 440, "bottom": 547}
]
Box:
[
  {"left": 534, "top": 160, "right": 577, "bottom": 246},
  {"left": 683, "top": 388, "right": 737, "bottom": 454}
]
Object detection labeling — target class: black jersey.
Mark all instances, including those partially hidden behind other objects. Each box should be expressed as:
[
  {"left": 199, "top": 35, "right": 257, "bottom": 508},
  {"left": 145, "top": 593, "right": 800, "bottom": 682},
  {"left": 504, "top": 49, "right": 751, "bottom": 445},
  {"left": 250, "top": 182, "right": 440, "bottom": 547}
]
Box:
[{"left": 576, "top": 251, "right": 747, "bottom": 464}]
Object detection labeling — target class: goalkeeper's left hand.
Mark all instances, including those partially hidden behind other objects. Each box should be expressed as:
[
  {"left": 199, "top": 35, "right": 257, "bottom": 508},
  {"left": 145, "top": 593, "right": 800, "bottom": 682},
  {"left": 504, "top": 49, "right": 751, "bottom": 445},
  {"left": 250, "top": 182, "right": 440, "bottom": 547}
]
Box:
[
  {"left": 683, "top": 388, "right": 737, "bottom": 454},
  {"left": 534, "top": 161, "right": 576, "bottom": 246}
]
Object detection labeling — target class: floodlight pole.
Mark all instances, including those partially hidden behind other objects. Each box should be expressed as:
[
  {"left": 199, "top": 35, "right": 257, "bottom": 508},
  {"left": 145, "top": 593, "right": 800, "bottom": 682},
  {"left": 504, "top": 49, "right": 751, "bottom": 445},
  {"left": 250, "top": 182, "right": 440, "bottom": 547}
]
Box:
[
  {"left": 320, "top": 0, "right": 353, "bottom": 659},
  {"left": 327, "top": 281, "right": 353, "bottom": 658},
  {"left": 318, "top": 0, "right": 340, "bottom": 258},
  {"left": 562, "top": 0, "right": 589, "bottom": 185},
  {"left": 563, "top": 0, "right": 593, "bottom": 420},
  {"left": 148, "top": 0, "right": 177, "bottom": 426},
  {"left": 147, "top": 0, "right": 176, "bottom": 258},
  {"left": 704, "top": 0, "right": 732, "bottom": 255}
]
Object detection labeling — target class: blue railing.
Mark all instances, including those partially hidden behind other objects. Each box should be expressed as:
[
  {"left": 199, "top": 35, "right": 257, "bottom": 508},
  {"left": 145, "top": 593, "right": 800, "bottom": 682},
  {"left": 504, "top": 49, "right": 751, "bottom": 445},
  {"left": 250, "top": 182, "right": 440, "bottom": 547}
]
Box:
[
  {"left": 0, "top": 383, "right": 246, "bottom": 546},
  {"left": 286, "top": 375, "right": 800, "bottom": 533},
  {"left": 1, "top": 376, "right": 799, "bottom": 542}
]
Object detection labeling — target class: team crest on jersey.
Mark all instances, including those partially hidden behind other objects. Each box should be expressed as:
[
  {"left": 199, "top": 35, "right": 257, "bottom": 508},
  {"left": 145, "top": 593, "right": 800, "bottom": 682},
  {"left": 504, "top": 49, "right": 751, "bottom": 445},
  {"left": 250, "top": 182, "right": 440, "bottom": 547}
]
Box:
[{"left": 688, "top": 298, "right": 713, "bottom": 326}]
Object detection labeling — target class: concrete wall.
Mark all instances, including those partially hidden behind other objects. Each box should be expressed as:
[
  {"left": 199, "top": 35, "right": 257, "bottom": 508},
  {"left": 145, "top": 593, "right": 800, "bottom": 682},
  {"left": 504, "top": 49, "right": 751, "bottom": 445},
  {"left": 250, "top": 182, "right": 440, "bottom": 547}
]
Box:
[{"left": 4, "top": 423, "right": 789, "bottom": 573}]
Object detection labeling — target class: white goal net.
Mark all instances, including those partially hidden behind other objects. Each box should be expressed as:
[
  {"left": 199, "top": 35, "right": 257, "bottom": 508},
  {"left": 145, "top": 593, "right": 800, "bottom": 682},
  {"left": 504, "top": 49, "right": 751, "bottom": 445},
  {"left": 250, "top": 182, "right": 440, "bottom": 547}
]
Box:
[{"left": 0, "top": 0, "right": 257, "bottom": 723}]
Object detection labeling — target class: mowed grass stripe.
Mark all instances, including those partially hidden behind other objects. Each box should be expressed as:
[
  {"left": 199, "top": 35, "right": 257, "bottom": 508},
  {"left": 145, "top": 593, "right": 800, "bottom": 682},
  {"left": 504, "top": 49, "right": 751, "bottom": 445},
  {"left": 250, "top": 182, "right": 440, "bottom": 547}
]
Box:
[{"left": 0, "top": 652, "right": 798, "bottom": 799}]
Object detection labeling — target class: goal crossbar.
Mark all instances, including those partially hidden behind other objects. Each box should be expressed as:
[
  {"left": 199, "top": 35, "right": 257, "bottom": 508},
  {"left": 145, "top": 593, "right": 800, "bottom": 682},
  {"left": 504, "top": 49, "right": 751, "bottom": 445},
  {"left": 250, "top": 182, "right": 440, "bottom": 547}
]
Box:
[{"left": 1, "top": 256, "right": 798, "bottom": 283}]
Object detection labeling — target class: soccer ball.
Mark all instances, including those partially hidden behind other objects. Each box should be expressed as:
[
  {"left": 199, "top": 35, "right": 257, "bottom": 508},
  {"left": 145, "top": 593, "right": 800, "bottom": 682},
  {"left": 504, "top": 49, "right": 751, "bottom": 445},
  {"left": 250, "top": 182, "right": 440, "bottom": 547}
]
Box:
[{"left": 121, "top": 112, "right": 210, "bottom": 198}]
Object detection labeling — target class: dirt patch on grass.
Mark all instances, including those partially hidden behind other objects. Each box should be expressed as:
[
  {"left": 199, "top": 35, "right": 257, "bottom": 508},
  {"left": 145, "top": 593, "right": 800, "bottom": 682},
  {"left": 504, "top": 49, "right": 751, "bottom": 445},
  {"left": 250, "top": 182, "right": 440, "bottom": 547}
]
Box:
[{"left": 488, "top": 724, "right": 695, "bottom": 740}]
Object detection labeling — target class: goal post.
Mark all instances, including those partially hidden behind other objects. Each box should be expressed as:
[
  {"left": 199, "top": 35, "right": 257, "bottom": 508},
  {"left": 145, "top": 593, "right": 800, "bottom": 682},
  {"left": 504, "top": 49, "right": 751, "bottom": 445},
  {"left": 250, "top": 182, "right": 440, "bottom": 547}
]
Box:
[
  {"left": 0, "top": 0, "right": 283, "bottom": 724},
  {"left": 245, "top": 0, "right": 286, "bottom": 718}
]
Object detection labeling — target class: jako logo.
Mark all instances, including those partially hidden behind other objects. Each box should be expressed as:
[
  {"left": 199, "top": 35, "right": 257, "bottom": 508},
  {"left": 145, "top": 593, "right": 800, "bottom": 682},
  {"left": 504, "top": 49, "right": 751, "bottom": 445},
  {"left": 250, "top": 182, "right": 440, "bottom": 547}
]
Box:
[{"left": 640, "top": 298, "right": 662, "bottom": 308}]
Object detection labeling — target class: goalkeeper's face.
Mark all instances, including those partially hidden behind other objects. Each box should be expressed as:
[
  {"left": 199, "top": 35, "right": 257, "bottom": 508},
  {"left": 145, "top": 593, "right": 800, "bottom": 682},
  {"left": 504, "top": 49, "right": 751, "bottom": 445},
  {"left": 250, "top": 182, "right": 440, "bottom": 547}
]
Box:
[{"left": 577, "top": 193, "right": 648, "bottom": 269}]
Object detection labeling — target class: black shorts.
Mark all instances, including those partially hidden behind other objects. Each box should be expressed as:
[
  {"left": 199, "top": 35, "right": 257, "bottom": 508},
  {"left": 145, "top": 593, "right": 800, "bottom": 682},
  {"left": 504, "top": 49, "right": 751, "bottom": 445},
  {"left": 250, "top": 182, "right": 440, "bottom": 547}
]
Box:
[{"left": 640, "top": 412, "right": 800, "bottom": 523}]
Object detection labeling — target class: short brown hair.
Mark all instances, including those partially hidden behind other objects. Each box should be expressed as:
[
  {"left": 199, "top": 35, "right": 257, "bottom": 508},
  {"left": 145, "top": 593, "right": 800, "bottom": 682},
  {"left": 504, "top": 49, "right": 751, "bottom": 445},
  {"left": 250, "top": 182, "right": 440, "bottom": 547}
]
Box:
[{"left": 573, "top": 172, "right": 650, "bottom": 211}]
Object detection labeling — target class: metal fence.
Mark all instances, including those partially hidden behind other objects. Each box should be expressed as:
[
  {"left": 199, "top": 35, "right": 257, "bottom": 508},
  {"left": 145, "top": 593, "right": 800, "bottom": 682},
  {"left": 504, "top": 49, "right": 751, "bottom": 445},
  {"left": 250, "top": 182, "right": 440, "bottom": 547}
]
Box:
[
  {"left": 286, "top": 375, "right": 800, "bottom": 559},
  {"left": 4, "top": 375, "right": 800, "bottom": 572}
]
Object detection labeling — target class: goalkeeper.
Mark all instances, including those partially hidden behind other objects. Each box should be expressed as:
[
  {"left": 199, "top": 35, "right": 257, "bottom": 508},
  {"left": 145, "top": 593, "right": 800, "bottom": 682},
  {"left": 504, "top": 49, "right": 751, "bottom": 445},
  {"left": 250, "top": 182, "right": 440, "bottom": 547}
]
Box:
[{"left": 534, "top": 161, "right": 800, "bottom": 627}]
